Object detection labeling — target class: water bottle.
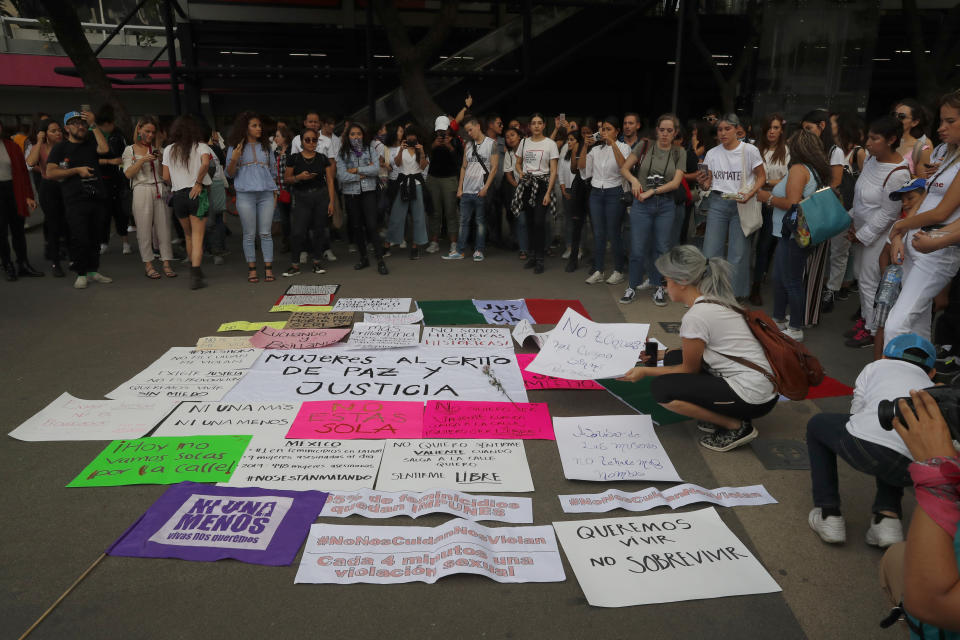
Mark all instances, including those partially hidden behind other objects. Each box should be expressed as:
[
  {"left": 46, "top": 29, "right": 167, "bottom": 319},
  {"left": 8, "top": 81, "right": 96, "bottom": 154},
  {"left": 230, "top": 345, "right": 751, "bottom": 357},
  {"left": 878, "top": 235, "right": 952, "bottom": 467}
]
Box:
[{"left": 874, "top": 265, "right": 903, "bottom": 327}]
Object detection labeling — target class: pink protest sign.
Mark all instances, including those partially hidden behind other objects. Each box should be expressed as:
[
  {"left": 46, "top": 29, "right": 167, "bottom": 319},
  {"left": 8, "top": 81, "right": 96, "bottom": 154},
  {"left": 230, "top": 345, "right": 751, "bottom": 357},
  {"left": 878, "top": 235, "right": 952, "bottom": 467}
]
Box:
[
  {"left": 249, "top": 327, "right": 350, "bottom": 350},
  {"left": 422, "top": 400, "right": 554, "bottom": 440},
  {"left": 515, "top": 353, "right": 604, "bottom": 390},
  {"left": 287, "top": 400, "right": 424, "bottom": 439}
]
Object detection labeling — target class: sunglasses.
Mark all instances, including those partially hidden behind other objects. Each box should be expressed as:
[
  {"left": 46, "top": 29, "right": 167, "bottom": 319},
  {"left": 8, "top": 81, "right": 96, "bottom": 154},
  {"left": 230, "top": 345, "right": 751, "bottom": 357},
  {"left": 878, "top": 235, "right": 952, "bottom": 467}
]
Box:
[{"left": 302, "top": 137, "right": 318, "bottom": 143}]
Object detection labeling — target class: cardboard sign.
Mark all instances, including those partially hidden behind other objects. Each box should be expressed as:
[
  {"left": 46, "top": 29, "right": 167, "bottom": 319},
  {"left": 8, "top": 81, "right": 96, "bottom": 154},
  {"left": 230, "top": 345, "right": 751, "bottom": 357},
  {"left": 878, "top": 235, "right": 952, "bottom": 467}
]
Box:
[
  {"left": 332, "top": 297, "right": 413, "bottom": 313},
  {"left": 269, "top": 305, "right": 333, "bottom": 313},
  {"left": 218, "top": 436, "right": 384, "bottom": 490},
  {"left": 376, "top": 439, "right": 534, "bottom": 492},
  {"left": 559, "top": 484, "right": 778, "bottom": 514},
  {"left": 322, "top": 489, "right": 533, "bottom": 523},
  {"left": 8, "top": 392, "right": 173, "bottom": 441},
  {"left": 515, "top": 353, "right": 604, "bottom": 390},
  {"left": 346, "top": 323, "right": 421, "bottom": 350},
  {"left": 286, "top": 311, "right": 355, "bottom": 329},
  {"left": 553, "top": 415, "right": 681, "bottom": 483},
  {"left": 146, "top": 347, "right": 262, "bottom": 371},
  {"left": 277, "top": 294, "right": 332, "bottom": 306},
  {"left": 287, "top": 400, "right": 424, "bottom": 439},
  {"left": 285, "top": 284, "right": 339, "bottom": 295},
  {"left": 248, "top": 327, "right": 349, "bottom": 350},
  {"left": 472, "top": 299, "right": 536, "bottom": 325},
  {"left": 552, "top": 507, "right": 782, "bottom": 607},
  {"left": 363, "top": 309, "right": 424, "bottom": 325},
  {"left": 107, "top": 482, "right": 327, "bottom": 566},
  {"left": 106, "top": 368, "right": 248, "bottom": 401},
  {"left": 67, "top": 435, "right": 251, "bottom": 487},
  {"left": 152, "top": 401, "right": 301, "bottom": 438},
  {"left": 526, "top": 308, "right": 647, "bottom": 380},
  {"left": 196, "top": 336, "right": 255, "bottom": 350},
  {"left": 218, "top": 321, "right": 287, "bottom": 332},
  {"left": 421, "top": 326, "right": 512, "bottom": 348},
  {"left": 422, "top": 400, "right": 553, "bottom": 439},
  {"left": 295, "top": 520, "right": 565, "bottom": 584}
]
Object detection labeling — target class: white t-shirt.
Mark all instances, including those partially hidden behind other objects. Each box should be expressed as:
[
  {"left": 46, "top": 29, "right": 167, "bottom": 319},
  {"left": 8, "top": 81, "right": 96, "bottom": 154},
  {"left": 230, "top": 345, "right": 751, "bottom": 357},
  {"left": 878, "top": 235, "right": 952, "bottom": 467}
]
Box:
[
  {"left": 558, "top": 150, "right": 576, "bottom": 189},
  {"left": 829, "top": 145, "right": 845, "bottom": 166},
  {"left": 918, "top": 153, "right": 960, "bottom": 225},
  {"left": 162, "top": 142, "right": 213, "bottom": 191},
  {"left": 680, "top": 297, "right": 777, "bottom": 405},
  {"left": 518, "top": 137, "right": 559, "bottom": 176},
  {"left": 852, "top": 156, "right": 910, "bottom": 246},
  {"left": 385, "top": 145, "right": 401, "bottom": 180},
  {"left": 503, "top": 146, "right": 519, "bottom": 180},
  {"left": 846, "top": 359, "right": 934, "bottom": 459},
  {"left": 584, "top": 140, "right": 632, "bottom": 189},
  {"left": 394, "top": 147, "right": 424, "bottom": 175},
  {"left": 319, "top": 133, "right": 341, "bottom": 160},
  {"left": 461, "top": 136, "right": 494, "bottom": 194},
  {"left": 703, "top": 142, "right": 763, "bottom": 195},
  {"left": 762, "top": 147, "right": 791, "bottom": 184}
]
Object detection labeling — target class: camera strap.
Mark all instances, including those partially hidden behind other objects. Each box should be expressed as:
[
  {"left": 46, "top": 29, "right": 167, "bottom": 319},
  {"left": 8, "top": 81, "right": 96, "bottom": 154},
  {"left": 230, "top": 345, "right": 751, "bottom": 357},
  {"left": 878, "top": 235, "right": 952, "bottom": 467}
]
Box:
[{"left": 471, "top": 139, "right": 489, "bottom": 183}]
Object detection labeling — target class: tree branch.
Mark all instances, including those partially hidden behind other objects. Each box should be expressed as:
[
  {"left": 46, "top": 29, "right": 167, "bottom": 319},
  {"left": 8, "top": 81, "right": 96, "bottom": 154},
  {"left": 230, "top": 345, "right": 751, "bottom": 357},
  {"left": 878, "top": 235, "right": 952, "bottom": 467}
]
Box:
[
  {"left": 415, "top": 0, "right": 460, "bottom": 60},
  {"left": 687, "top": 7, "right": 726, "bottom": 90}
]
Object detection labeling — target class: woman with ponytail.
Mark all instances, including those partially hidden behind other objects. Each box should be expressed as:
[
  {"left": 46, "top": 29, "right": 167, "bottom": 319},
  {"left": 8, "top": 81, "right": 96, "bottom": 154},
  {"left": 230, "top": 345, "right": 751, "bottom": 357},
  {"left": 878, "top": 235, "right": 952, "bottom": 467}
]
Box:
[{"left": 619, "top": 245, "right": 778, "bottom": 452}]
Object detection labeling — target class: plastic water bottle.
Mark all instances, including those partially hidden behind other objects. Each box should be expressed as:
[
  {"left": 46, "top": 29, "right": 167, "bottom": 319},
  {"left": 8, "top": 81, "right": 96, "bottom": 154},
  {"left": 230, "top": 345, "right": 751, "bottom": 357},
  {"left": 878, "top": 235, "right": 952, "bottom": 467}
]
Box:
[{"left": 874, "top": 265, "right": 903, "bottom": 327}]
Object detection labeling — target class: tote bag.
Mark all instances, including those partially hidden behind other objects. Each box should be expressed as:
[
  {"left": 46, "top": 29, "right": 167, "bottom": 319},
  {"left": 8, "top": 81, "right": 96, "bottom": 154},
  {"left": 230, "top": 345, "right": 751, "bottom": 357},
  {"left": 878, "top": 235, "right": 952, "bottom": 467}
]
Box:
[{"left": 736, "top": 145, "right": 762, "bottom": 236}]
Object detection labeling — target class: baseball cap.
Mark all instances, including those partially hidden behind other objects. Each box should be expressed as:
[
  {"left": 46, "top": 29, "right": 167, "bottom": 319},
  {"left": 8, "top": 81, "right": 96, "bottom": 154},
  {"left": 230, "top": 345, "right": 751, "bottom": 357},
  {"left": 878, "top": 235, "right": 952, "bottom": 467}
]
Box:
[
  {"left": 889, "top": 178, "right": 926, "bottom": 200},
  {"left": 434, "top": 115, "right": 451, "bottom": 131},
  {"left": 63, "top": 111, "right": 83, "bottom": 126},
  {"left": 883, "top": 333, "right": 936, "bottom": 369}
]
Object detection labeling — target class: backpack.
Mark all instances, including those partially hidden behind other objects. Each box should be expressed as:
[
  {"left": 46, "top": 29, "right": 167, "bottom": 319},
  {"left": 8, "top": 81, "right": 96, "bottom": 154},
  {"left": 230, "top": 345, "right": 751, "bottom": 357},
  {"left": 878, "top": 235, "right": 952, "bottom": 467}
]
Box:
[
  {"left": 833, "top": 144, "right": 861, "bottom": 210},
  {"left": 699, "top": 301, "right": 825, "bottom": 400}
]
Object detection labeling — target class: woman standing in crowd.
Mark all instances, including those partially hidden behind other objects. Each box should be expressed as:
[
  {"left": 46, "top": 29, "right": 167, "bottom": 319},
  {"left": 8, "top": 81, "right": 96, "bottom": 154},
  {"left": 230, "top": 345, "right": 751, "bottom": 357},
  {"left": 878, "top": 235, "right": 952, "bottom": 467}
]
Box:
[
  {"left": 501, "top": 125, "right": 526, "bottom": 259},
  {"left": 620, "top": 113, "right": 685, "bottom": 306},
  {"left": 757, "top": 130, "right": 831, "bottom": 342},
  {"left": 512, "top": 113, "right": 559, "bottom": 274},
  {"left": 338, "top": 122, "right": 388, "bottom": 275},
  {"left": 560, "top": 129, "right": 588, "bottom": 272},
  {"left": 161, "top": 114, "right": 212, "bottom": 290},
  {"left": 283, "top": 127, "right": 336, "bottom": 277},
  {"left": 380, "top": 124, "right": 404, "bottom": 231},
  {"left": 750, "top": 113, "right": 790, "bottom": 305},
  {"left": 227, "top": 112, "right": 277, "bottom": 283},
  {"left": 698, "top": 113, "right": 765, "bottom": 300},
  {"left": 619, "top": 245, "right": 778, "bottom": 452},
  {"left": 272, "top": 125, "right": 293, "bottom": 255},
  {"left": 25, "top": 118, "right": 66, "bottom": 277},
  {"left": 0, "top": 120, "right": 39, "bottom": 281},
  {"left": 892, "top": 98, "right": 930, "bottom": 176},
  {"left": 386, "top": 126, "right": 429, "bottom": 259},
  {"left": 581, "top": 116, "right": 629, "bottom": 285},
  {"left": 123, "top": 116, "right": 175, "bottom": 279}
]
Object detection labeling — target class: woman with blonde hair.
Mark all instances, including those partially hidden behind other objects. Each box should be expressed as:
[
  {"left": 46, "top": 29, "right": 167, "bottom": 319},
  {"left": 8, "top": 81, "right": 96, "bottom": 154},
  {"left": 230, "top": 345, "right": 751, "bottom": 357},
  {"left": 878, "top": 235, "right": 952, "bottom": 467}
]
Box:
[{"left": 123, "top": 116, "right": 175, "bottom": 279}]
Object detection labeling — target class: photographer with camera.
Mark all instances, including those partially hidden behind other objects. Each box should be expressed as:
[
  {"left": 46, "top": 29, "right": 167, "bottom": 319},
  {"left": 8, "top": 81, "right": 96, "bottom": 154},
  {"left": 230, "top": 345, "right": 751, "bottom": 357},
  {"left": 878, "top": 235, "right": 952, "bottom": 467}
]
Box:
[
  {"left": 427, "top": 116, "right": 463, "bottom": 256},
  {"left": 387, "top": 126, "right": 430, "bottom": 259},
  {"left": 805, "top": 334, "right": 938, "bottom": 548}
]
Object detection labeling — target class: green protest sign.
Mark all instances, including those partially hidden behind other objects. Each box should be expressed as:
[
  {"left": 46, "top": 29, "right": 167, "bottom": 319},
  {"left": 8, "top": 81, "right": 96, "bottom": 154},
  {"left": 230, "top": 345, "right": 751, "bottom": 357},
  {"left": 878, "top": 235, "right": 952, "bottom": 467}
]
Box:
[{"left": 67, "top": 435, "right": 252, "bottom": 487}]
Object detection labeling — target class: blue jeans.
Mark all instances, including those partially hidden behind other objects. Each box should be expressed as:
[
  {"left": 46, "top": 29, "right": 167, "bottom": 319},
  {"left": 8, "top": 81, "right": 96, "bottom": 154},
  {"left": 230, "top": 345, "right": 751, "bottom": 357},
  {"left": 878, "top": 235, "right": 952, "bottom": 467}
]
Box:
[
  {"left": 236, "top": 190, "right": 275, "bottom": 263},
  {"left": 806, "top": 413, "right": 912, "bottom": 517},
  {"left": 628, "top": 195, "right": 674, "bottom": 288},
  {"left": 589, "top": 186, "right": 625, "bottom": 273},
  {"left": 702, "top": 194, "right": 750, "bottom": 298},
  {"left": 457, "top": 193, "right": 486, "bottom": 252},
  {"left": 388, "top": 183, "right": 428, "bottom": 246},
  {"left": 773, "top": 233, "right": 807, "bottom": 329}
]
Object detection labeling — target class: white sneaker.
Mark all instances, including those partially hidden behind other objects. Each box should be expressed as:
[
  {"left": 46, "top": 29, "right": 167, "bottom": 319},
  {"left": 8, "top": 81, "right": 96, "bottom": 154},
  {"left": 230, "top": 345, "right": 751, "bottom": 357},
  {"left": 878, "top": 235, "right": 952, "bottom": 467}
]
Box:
[
  {"left": 99, "top": 243, "right": 109, "bottom": 255},
  {"left": 398, "top": 241, "right": 407, "bottom": 249},
  {"left": 783, "top": 327, "right": 804, "bottom": 342},
  {"left": 605, "top": 270, "right": 625, "bottom": 285},
  {"left": 808, "top": 508, "right": 846, "bottom": 544},
  {"left": 74, "top": 275, "right": 88, "bottom": 289},
  {"left": 425, "top": 241, "right": 440, "bottom": 254},
  {"left": 585, "top": 270, "right": 605, "bottom": 285},
  {"left": 323, "top": 249, "right": 337, "bottom": 262},
  {"left": 442, "top": 251, "right": 464, "bottom": 260},
  {"left": 127, "top": 225, "right": 136, "bottom": 233},
  {"left": 619, "top": 287, "right": 636, "bottom": 304},
  {"left": 653, "top": 286, "right": 668, "bottom": 306},
  {"left": 122, "top": 242, "right": 132, "bottom": 255},
  {"left": 89, "top": 272, "right": 113, "bottom": 284},
  {"left": 637, "top": 278, "right": 653, "bottom": 290},
  {"left": 561, "top": 247, "right": 571, "bottom": 259},
  {"left": 775, "top": 319, "right": 788, "bottom": 330},
  {"left": 473, "top": 251, "right": 484, "bottom": 262},
  {"left": 865, "top": 517, "right": 904, "bottom": 548}
]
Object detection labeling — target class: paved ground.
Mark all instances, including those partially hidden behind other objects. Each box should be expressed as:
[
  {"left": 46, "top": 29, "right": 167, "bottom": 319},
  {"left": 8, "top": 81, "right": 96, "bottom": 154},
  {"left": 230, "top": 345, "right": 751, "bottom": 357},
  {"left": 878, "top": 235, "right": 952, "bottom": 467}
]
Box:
[{"left": 2, "top": 219, "right": 900, "bottom": 639}]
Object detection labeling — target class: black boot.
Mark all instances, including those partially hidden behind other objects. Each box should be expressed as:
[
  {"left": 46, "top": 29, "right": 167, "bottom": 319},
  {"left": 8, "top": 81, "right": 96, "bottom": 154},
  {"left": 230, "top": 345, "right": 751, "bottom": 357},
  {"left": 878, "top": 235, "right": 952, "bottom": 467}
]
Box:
[
  {"left": 523, "top": 256, "right": 536, "bottom": 269},
  {"left": 17, "top": 261, "right": 44, "bottom": 277},
  {"left": 51, "top": 262, "right": 65, "bottom": 278},
  {"left": 3, "top": 263, "right": 17, "bottom": 281},
  {"left": 354, "top": 257, "right": 370, "bottom": 270},
  {"left": 377, "top": 259, "right": 389, "bottom": 275},
  {"left": 190, "top": 266, "right": 206, "bottom": 290},
  {"left": 410, "top": 246, "right": 420, "bottom": 260},
  {"left": 565, "top": 255, "right": 578, "bottom": 272},
  {"left": 534, "top": 259, "right": 545, "bottom": 275}
]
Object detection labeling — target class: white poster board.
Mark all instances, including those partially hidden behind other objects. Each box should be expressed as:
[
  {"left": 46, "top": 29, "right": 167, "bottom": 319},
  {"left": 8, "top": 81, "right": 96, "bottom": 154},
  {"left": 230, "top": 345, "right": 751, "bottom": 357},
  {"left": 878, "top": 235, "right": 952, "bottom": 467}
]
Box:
[
  {"left": 195, "top": 336, "right": 254, "bottom": 350},
  {"left": 152, "top": 401, "right": 301, "bottom": 438},
  {"left": 421, "top": 326, "right": 512, "bottom": 348},
  {"left": 106, "top": 369, "right": 248, "bottom": 401},
  {"left": 363, "top": 309, "right": 424, "bottom": 325},
  {"left": 552, "top": 507, "right": 782, "bottom": 607},
  {"left": 558, "top": 484, "right": 778, "bottom": 514},
  {"left": 376, "top": 439, "right": 534, "bottom": 492},
  {"left": 8, "top": 392, "right": 173, "bottom": 441},
  {"left": 346, "top": 323, "right": 421, "bottom": 350},
  {"left": 332, "top": 298, "right": 412, "bottom": 312},
  {"left": 285, "top": 284, "right": 339, "bottom": 295},
  {"left": 512, "top": 319, "right": 550, "bottom": 349},
  {"left": 322, "top": 489, "right": 533, "bottom": 523},
  {"left": 146, "top": 347, "right": 262, "bottom": 371}
]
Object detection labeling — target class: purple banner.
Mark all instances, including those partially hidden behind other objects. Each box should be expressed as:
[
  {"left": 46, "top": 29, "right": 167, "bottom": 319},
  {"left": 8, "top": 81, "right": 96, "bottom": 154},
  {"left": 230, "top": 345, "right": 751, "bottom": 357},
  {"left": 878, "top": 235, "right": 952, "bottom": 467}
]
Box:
[{"left": 107, "top": 482, "right": 327, "bottom": 566}]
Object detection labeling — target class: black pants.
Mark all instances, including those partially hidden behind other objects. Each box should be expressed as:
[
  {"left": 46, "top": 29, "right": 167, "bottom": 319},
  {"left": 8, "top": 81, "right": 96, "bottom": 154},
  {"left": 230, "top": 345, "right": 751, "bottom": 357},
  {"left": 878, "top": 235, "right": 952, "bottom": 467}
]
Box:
[
  {"left": 524, "top": 181, "right": 550, "bottom": 260},
  {"left": 346, "top": 190, "right": 382, "bottom": 260},
  {"left": 290, "top": 189, "right": 330, "bottom": 262},
  {"left": 100, "top": 186, "right": 129, "bottom": 243},
  {"left": 651, "top": 349, "right": 778, "bottom": 421},
  {"left": 568, "top": 178, "right": 590, "bottom": 259},
  {"left": 39, "top": 179, "right": 68, "bottom": 262},
  {"left": 0, "top": 180, "right": 28, "bottom": 266},
  {"left": 65, "top": 198, "right": 105, "bottom": 274}
]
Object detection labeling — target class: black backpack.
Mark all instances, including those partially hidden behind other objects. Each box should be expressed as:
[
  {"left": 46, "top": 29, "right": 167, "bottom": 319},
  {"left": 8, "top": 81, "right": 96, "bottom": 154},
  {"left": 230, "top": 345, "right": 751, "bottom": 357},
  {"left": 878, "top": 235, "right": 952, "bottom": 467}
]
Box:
[{"left": 834, "top": 145, "right": 861, "bottom": 210}]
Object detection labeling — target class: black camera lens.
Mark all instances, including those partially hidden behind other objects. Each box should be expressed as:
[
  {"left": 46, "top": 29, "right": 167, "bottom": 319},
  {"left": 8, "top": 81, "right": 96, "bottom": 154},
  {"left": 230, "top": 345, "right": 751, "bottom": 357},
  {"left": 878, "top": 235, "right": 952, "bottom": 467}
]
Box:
[{"left": 877, "top": 399, "right": 897, "bottom": 431}]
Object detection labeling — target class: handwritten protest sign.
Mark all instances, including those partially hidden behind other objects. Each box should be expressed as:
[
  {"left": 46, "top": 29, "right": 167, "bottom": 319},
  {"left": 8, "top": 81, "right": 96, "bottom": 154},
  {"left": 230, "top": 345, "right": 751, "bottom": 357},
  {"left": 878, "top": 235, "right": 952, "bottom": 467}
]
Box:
[
  {"left": 249, "top": 327, "right": 349, "bottom": 350},
  {"left": 287, "top": 400, "right": 424, "bottom": 439},
  {"left": 107, "top": 482, "right": 327, "bottom": 565},
  {"left": 106, "top": 368, "right": 248, "bottom": 401},
  {"left": 286, "top": 311, "right": 354, "bottom": 329},
  {"left": 332, "top": 297, "right": 412, "bottom": 312},
  {"left": 526, "top": 308, "right": 647, "bottom": 380},
  {"left": 277, "top": 294, "right": 332, "bottom": 306},
  {"left": 421, "top": 326, "right": 512, "bottom": 348},
  {"left": 67, "top": 435, "right": 251, "bottom": 487},
  {"left": 346, "top": 323, "right": 420, "bottom": 350},
  {"left": 218, "top": 321, "right": 287, "bottom": 332},
  {"left": 152, "top": 401, "right": 301, "bottom": 438},
  {"left": 363, "top": 309, "right": 424, "bottom": 325},
  {"left": 295, "top": 520, "right": 564, "bottom": 584},
  {"left": 515, "top": 353, "right": 604, "bottom": 390},
  {"left": 9, "top": 392, "right": 173, "bottom": 441},
  {"left": 269, "top": 305, "right": 333, "bottom": 313},
  {"left": 552, "top": 507, "right": 782, "bottom": 607},
  {"left": 376, "top": 439, "right": 534, "bottom": 492},
  {"left": 322, "top": 489, "right": 533, "bottom": 523},
  {"left": 224, "top": 347, "right": 528, "bottom": 403},
  {"left": 286, "top": 284, "right": 339, "bottom": 295},
  {"left": 472, "top": 299, "right": 536, "bottom": 325},
  {"left": 196, "top": 336, "right": 254, "bottom": 350},
  {"left": 512, "top": 319, "right": 550, "bottom": 349},
  {"left": 146, "top": 347, "right": 262, "bottom": 371},
  {"left": 559, "top": 484, "right": 778, "bottom": 514},
  {"left": 218, "top": 436, "right": 384, "bottom": 490},
  {"left": 553, "top": 415, "right": 681, "bottom": 483},
  {"left": 422, "top": 401, "right": 553, "bottom": 439}
]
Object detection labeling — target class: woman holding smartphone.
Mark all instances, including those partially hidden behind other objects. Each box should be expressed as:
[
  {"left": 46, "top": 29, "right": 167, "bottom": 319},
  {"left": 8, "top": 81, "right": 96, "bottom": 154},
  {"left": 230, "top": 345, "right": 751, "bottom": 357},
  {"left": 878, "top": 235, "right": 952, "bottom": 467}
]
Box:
[
  {"left": 283, "top": 128, "right": 335, "bottom": 277},
  {"left": 123, "top": 116, "right": 175, "bottom": 279},
  {"left": 387, "top": 126, "right": 430, "bottom": 259}
]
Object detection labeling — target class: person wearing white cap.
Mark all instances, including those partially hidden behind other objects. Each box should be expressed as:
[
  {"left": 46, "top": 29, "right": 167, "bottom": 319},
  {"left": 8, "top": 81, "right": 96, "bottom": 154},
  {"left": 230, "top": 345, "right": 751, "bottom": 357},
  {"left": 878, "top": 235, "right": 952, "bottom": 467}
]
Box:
[{"left": 426, "top": 114, "right": 462, "bottom": 255}]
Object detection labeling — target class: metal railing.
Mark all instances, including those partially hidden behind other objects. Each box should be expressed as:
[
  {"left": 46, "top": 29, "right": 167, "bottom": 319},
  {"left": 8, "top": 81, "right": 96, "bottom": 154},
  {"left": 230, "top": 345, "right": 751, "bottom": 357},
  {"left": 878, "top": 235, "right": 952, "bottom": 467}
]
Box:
[{"left": 0, "top": 16, "right": 165, "bottom": 50}]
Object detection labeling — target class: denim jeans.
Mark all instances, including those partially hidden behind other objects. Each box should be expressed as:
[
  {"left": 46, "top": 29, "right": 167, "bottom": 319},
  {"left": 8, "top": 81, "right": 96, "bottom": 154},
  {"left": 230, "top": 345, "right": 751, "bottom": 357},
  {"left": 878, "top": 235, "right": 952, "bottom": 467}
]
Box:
[
  {"left": 457, "top": 193, "right": 486, "bottom": 253},
  {"left": 753, "top": 203, "right": 776, "bottom": 284},
  {"left": 773, "top": 233, "right": 807, "bottom": 329},
  {"left": 589, "top": 186, "right": 625, "bottom": 272},
  {"left": 806, "top": 413, "right": 913, "bottom": 517},
  {"left": 628, "top": 195, "right": 674, "bottom": 288},
  {"left": 204, "top": 212, "right": 226, "bottom": 254},
  {"left": 702, "top": 194, "right": 750, "bottom": 298},
  {"left": 388, "top": 183, "right": 428, "bottom": 246},
  {"left": 235, "top": 190, "right": 275, "bottom": 263}
]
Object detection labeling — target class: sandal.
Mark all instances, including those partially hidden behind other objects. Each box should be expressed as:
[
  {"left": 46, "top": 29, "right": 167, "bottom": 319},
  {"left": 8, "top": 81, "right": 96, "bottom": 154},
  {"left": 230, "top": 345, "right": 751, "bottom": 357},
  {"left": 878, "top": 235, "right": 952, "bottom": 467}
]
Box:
[
  {"left": 144, "top": 265, "right": 161, "bottom": 279},
  {"left": 248, "top": 268, "right": 259, "bottom": 283},
  {"left": 519, "top": 251, "right": 528, "bottom": 261},
  {"left": 162, "top": 264, "right": 177, "bottom": 278},
  {"left": 264, "top": 268, "right": 275, "bottom": 282}
]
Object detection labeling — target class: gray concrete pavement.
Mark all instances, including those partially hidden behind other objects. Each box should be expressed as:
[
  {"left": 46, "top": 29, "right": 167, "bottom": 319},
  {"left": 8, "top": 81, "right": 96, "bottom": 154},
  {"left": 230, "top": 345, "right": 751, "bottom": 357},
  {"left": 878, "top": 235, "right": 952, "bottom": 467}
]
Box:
[{"left": 2, "top": 222, "right": 897, "bottom": 639}]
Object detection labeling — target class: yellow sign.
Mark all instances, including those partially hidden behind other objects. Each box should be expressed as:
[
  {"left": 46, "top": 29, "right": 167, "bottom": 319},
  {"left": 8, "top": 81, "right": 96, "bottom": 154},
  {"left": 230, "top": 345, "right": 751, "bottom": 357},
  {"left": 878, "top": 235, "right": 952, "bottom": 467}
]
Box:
[{"left": 217, "top": 321, "right": 288, "bottom": 332}]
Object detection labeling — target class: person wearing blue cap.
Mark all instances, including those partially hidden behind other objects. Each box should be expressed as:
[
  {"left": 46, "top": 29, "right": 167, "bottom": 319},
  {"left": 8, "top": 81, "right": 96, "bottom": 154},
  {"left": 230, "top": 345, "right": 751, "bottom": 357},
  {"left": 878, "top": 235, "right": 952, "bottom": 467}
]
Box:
[
  {"left": 806, "top": 333, "right": 937, "bottom": 548},
  {"left": 45, "top": 109, "right": 111, "bottom": 289}
]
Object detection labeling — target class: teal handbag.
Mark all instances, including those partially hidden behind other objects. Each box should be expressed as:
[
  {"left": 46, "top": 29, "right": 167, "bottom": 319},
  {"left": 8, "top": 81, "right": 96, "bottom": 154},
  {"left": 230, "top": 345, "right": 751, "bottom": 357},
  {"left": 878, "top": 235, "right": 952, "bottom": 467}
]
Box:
[{"left": 791, "top": 167, "right": 850, "bottom": 247}]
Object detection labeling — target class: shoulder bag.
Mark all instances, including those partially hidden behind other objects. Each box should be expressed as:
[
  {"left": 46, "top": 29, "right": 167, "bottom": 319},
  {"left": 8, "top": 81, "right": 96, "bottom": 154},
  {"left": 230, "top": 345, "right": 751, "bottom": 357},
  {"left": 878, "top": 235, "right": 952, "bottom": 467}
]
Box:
[
  {"left": 792, "top": 165, "right": 850, "bottom": 247},
  {"left": 736, "top": 145, "right": 763, "bottom": 236}
]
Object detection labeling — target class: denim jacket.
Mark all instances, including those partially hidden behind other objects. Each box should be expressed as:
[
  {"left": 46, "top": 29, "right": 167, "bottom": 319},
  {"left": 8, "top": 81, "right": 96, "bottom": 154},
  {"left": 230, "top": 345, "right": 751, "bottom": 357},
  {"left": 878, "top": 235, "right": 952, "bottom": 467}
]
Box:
[{"left": 336, "top": 144, "right": 380, "bottom": 194}]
